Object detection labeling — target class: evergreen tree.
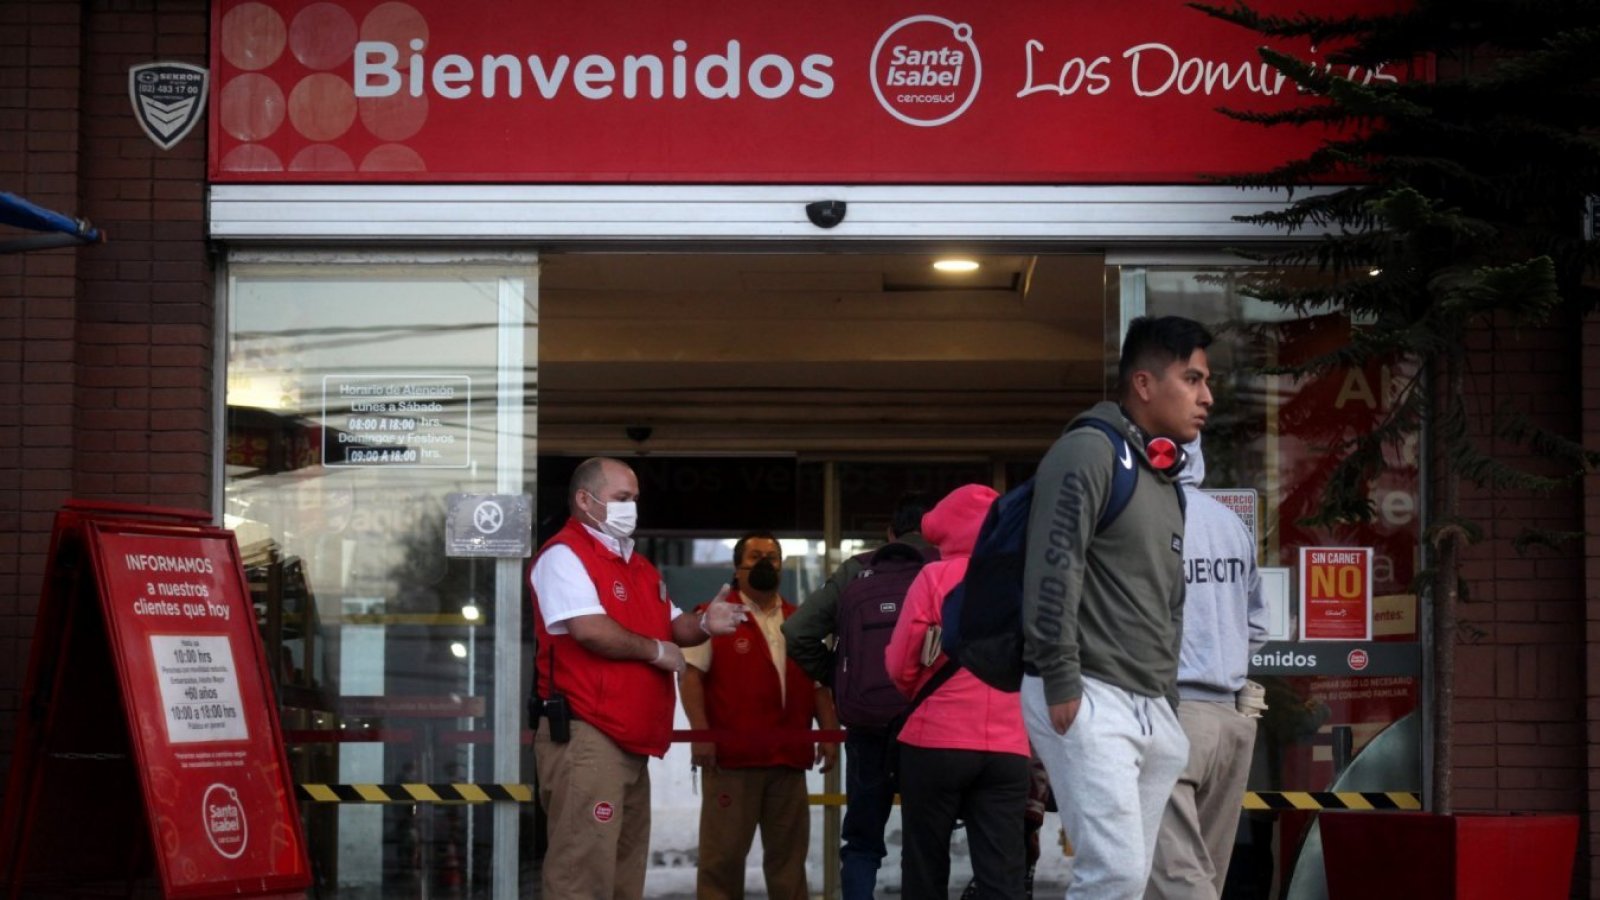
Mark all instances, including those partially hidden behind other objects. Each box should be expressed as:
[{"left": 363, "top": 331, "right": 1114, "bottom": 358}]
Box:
[{"left": 1190, "top": 0, "right": 1600, "bottom": 812}]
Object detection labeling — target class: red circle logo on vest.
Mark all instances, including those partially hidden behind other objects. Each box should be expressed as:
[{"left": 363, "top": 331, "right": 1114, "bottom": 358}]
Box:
[
  {"left": 612, "top": 580, "right": 629, "bottom": 602},
  {"left": 734, "top": 637, "right": 752, "bottom": 654},
  {"left": 870, "top": 15, "right": 983, "bottom": 128},
  {"left": 1146, "top": 437, "right": 1179, "bottom": 471},
  {"left": 1347, "top": 649, "right": 1370, "bottom": 671},
  {"left": 593, "top": 801, "right": 615, "bottom": 823},
  {"left": 717, "top": 793, "right": 733, "bottom": 809}
]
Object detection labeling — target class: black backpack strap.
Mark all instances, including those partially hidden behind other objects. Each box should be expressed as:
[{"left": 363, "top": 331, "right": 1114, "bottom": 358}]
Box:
[{"left": 908, "top": 657, "right": 960, "bottom": 711}]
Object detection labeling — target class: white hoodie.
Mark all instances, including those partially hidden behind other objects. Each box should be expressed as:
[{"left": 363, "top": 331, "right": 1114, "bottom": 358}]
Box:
[{"left": 1176, "top": 437, "right": 1270, "bottom": 702}]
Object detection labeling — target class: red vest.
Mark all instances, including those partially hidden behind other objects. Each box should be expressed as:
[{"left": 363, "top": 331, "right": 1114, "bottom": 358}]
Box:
[
  {"left": 698, "top": 599, "right": 817, "bottom": 770},
  {"left": 532, "top": 519, "right": 675, "bottom": 757}
]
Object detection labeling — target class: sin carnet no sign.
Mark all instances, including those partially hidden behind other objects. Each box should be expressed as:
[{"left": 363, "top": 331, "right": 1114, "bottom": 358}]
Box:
[{"left": 0, "top": 504, "right": 310, "bottom": 899}]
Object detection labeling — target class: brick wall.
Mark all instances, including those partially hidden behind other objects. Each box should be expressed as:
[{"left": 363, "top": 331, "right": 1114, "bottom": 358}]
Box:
[
  {"left": 1456, "top": 312, "right": 1590, "bottom": 896},
  {"left": 0, "top": 0, "right": 86, "bottom": 783},
  {"left": 78, "top": 1, "right": 212, "bottom": 506},
  {"left": 0, "top": 0, "right": 210, "bottom": 789},
  {"left": 1586, "top": 311, "right": 1600, "bottom": 900}
]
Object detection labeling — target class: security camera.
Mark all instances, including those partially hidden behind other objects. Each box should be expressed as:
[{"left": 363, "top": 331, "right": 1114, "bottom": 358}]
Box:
[
  {"left": 805, "top": 200, "right": 847, "bottom": 229},
  {"left": 625, "top": 425, "right": 653, "bottom": 444}
]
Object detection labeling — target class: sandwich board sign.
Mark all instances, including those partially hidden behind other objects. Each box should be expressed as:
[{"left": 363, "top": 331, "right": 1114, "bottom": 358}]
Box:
[{"left": 0, "top": 501, "right": 309, "bottom": 898}]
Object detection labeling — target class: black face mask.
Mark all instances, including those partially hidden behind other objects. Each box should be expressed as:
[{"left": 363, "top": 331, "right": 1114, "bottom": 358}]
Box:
[{"left": 747, "top": 560, "right": 780, "bottom": 592}]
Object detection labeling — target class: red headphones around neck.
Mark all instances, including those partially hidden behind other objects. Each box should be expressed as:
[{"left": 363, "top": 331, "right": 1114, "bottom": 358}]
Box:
[
  {"left": 1120, "top": 407, "right": 1189, "bottom": 476},
  {"left": 1145, "top": 436, "right": 1184, "bottom": 474}
]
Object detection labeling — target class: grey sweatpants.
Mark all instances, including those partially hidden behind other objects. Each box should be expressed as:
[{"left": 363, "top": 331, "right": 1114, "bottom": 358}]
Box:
[{"left": 1022, "top": 674, "right": 1188, "bottom": 900}]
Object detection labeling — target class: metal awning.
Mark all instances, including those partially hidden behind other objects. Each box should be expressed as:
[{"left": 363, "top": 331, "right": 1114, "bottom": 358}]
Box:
[{"left": 0, "top": 191, "right": 103, "bottom": 253}]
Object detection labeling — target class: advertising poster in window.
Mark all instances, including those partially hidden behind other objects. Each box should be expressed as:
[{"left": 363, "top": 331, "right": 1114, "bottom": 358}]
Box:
[{"left": 1264, "top": 314, "right": 1421, "bottom": 797}]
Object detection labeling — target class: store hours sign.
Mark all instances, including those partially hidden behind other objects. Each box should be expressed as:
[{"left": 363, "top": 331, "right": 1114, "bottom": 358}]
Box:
[
  {"left": 149, "top": 635, "right": 249, "bottom": 743},
  {"left": 322, "top": 374, "right": 471, "bottom": 468}
]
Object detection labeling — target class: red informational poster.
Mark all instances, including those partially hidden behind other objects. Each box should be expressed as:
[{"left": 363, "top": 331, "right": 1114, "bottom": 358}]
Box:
[
  {"left": 1299, "top": 546, "right": 1373, "bottom": 641},
  {"left": 0, "top": 503, "right": 310, "bottom": 899}
]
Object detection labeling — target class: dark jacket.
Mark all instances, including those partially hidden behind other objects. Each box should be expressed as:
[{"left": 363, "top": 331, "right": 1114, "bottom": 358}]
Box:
[{"left": 782, "top": 531, "right": 934, "bottom": 685}]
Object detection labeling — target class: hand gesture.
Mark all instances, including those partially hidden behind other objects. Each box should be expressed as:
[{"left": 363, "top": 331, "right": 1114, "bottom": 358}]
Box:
[
  {"left": 700, "top": 584, "right": 747, "bottom": 636},
  {"left": 650, "top": 639, "right": 687, "bottom": 675}
]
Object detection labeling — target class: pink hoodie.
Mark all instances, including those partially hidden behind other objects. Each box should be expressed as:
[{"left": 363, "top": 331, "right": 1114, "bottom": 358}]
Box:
[{"left": 885, "top": 484, "right": 1029, "bottom": 757}]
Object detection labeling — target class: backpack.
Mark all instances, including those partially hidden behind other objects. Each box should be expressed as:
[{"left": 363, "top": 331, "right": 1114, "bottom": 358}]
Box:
[
  {"left": 940, "top": 418, "right": 1185, "bottom": 692},
  {"left": 833, "top": 541, "right": 939, "bottom": 729}
]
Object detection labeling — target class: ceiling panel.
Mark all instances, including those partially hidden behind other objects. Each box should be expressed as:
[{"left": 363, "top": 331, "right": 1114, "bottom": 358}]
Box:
[{"left": 537, "top": 251, "right": 1111, "bottom": 456}]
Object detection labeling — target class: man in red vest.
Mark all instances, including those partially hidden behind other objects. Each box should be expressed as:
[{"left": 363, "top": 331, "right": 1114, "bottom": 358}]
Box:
[
  {"left": 531, "top": 457, "right": 747, "bottom": 900},
  {"left": 680, "top": 532, "right": 840, "bottom": 900}
]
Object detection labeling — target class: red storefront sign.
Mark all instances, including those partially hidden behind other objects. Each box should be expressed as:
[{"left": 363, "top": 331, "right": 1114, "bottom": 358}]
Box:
[
  {"left": 0, "top": 503, "right": 309, "bottom": 898},
  {"left": 1299, "top": 546, "right": 1374, "bottom": 641},
  {"left": 210, "top": 0, "right": 1413, "bottom": 183}
]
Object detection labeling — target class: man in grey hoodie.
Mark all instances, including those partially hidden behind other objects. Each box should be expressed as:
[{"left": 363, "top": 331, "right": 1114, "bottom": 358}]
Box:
[
  {"left": 1021, "top": 315, "right": 1213, "bottom": 900},
  {"left": 1145, "top": 436, "right": 1269, "bottom": 900}
]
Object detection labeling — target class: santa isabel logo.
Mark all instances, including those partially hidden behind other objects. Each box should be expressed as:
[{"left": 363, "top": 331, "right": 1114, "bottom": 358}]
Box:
[
  {"left": 202, "top": 782, "right": 248, "bottom": 859},
  {"left": 870, "top": 15, "right": 982, "bottom": 127}
]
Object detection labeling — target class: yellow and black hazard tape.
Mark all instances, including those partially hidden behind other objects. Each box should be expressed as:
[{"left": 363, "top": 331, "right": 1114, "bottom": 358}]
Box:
[
  {"left": 295, "top": 785, "right": 1418, "bottom": 810},
  {"left": 1243, "top": 791, "right": 1421, "bottom": 811},
  {"left": 809, "top": 792, "right": 1421, "bottom": 811},
  {"left": 297, "top": 783, "right": 534, "bottom": 804}
]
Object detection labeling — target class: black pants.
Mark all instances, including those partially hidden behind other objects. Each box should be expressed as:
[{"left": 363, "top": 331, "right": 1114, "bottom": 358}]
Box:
[{"left": 899, "top": 743, "right": 1029, "bottom": 900}]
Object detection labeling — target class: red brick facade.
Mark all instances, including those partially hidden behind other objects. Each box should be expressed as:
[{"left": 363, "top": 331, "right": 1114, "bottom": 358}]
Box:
[
  {"left": 1585, "top": 312, "right": 1600, "bottom": 899},
  {"left": 0, "top": 0, "right": 212, "bottom": 778},
  {"left": 0, "top": 2, "right": 1594, "bottom": 896}
]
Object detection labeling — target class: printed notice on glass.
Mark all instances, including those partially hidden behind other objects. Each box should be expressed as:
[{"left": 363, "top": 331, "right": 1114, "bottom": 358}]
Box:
[
  {"left": 1298, "top": 547, "right": 1373, "bottom": 642},
  {"left": 322, "top": 374, "right": 471, "bottom": 469},
  {"left": 150, "top": 635, "right": 250, "bottom": 743},
  {"left": 1203, "top": 489, "right": 1259, "bottom": 551}
]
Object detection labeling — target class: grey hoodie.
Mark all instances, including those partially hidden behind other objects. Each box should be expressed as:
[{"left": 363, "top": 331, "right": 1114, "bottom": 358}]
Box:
[
  {"left": 1176, "top": 437, "right": 1270, "bottom": 702},
  {"left": 1022, "top": 401, "right": 1188, "bottom": 706}
]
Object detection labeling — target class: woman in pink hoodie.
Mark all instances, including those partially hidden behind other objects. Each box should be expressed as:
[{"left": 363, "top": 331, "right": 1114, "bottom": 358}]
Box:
[{"left": 886, "top": 483, "right": 1031, "bottom": 899}]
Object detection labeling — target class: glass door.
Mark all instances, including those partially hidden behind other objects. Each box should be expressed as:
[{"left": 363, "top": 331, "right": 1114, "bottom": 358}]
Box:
[{"left": 223, "top": 253, "right": 537, "bottom": 899}]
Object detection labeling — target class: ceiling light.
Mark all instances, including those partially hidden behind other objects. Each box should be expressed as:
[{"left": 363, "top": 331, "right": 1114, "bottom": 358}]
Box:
[{"left": 933, "top": 258, "right": 980, "bottom": 273}]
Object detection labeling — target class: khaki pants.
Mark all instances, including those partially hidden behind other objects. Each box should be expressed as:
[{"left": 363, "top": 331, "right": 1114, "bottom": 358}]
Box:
[
  {"left": 535, "top": 719, "right": 652, "bottom": 900},
  {"left": 696, "top": 765, "right": 811, "bottom": 900},
  {"left": 1145, "top": 700, "right": 1258, "bottom": 900}
]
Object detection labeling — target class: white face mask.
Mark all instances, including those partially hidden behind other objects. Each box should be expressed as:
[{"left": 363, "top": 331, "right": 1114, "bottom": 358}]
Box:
[
  {"left": 601, "top": 500, "right": 637, "bottom": 539},
  {"left": 586, "top": 491, "right": 638, "bottom": 540}
]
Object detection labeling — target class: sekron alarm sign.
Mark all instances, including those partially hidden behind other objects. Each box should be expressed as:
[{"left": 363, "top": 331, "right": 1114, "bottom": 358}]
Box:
[{"left": 0, "top": 501, "right": 310, "bottom": 899}]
